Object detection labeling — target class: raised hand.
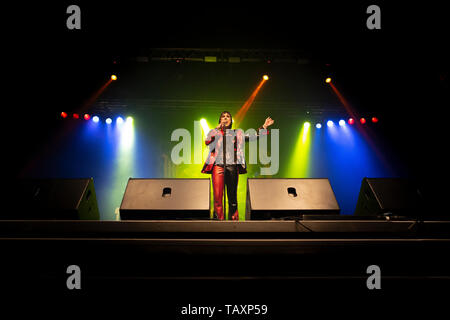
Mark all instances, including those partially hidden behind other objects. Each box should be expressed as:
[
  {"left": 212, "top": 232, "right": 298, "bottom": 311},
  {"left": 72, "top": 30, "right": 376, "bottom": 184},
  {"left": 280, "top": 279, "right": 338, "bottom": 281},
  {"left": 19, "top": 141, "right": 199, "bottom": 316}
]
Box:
[{"left": 263, "top": 116, "right": 274, "bottom": 129}]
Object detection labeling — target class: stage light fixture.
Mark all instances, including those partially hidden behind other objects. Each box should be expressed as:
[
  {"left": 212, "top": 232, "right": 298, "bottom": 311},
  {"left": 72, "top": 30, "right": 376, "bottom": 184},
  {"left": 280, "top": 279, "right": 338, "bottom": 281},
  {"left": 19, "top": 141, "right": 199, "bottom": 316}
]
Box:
[
  {"left": 348, "top": 118, "right": 355, "bottom": 125},
  {"left": 83, "top": 114, "right": 91, "bottom": 120},
  {"left": 111, "top": 75, "right": 117, "bottom": 81},
  {"left": 263, "top": 75, "right": 269, "bottom": 81},
  {"left": 106, "top": 118, "right": 112, "bottom": 124},
  {"left": 92, "top": 116, "right": 100, "bottom": 123},
  {"left": 301, "top": 122, "right": 311, "bottom": 143},
  {"left": 360, "top": 118, "right": 367, "bottom": 124},
  {"left": 316, "top": 123, "right": 322, "bottom": 129},
  {"left": 204, "top": 56, "right": 217, "bottom": 63},
  {"left": 126, "top": 116, "right": 133, "bottom": 123},
  {"left": 73, "top": 113, "right": 80, "bottom": 119},
  {"left": 325, "top": 77, "right": 332, "bottom": 83},
  {"left": 116, "top": 116, "right": 124, "bottom": 124},
  {"left": 61, "top": 112, "right": 68, "bottom": 118},
  {"left": 372, "top": 117, "right": 379, "bottom": 123},
  {"left": 327, "top": 120, "right": 334, "bottom": 127},
  {"left": 339, "top": 119, "right": 346, "bottom": 126}
]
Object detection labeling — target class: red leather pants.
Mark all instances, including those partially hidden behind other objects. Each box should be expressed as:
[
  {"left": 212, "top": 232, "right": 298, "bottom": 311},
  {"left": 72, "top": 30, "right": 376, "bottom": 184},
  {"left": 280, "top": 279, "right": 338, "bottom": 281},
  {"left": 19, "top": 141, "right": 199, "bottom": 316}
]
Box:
[{"left": 212, "top": 165, "right": 239, "bottom": 220}]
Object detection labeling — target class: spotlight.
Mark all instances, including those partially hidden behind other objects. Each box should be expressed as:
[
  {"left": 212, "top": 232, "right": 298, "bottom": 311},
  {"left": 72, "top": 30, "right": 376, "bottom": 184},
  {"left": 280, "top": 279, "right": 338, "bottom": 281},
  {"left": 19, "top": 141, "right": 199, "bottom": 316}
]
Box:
[
  {"left": 325, "top": 77, "right": 332, "bottom": 84},
  {"left": 126, "top": 116, "right": 133, "bottom": 123},
  {"left": 263, "top": 75, "right": 269, "bottom": 81},
  {"left": 303, "top": 121, "right": 310, "bottom": 129},
  {"left": 327, "top": 120, "right": 334, "bottom": 127},
  {"left": 73, "top": 113, "right": 80, "bottom": 119},
  {"left": 316, "top": 123, "right": 322, "bottom": 129},
  {"left": 106, "top": 118, "right": 112, "bottom": 124},
  {"left": 348, "top": 118, "right": 355, "bottom": 125},
  {"left": 116, "top": 116, "right": 124, "bottom": 124},
  {"left": 61, "top": 112, "right": 68, "bottom": 118},
  {"left": 372, "top": 117, "right": 379, "bottom": 123},
  {"left": 360, "top": 118, "right": 367, "bottom": 124},
  {"left": 339, "top": 119, "right": 346, "bottom": 126},
  {"left": 83, "top": 114, "right": 91, "bottom": 121},
  {"left": 111, "top": 75, "right": 117, "bottom": 81},
  {"left": 92, "top": 116, "right": 100, "bottom": 123}
]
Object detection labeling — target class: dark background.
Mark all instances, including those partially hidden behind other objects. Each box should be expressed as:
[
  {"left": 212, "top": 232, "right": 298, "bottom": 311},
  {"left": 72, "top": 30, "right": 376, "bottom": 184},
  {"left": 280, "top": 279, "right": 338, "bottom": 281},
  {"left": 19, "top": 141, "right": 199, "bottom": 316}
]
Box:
[{"left": 5, "top": 1, "right": 449, "bottom": 212}]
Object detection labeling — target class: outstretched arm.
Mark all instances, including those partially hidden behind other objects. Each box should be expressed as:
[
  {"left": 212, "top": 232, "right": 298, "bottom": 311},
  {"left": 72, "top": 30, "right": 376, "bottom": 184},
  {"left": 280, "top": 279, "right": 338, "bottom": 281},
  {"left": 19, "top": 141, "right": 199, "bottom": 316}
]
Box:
[{"left": 244, "top": 116, "right": 275, "bottom": 141}]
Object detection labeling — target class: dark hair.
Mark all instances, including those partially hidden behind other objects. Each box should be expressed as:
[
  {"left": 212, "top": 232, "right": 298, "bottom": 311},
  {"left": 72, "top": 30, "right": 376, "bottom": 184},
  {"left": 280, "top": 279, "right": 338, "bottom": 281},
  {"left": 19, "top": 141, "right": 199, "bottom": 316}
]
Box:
[{"left": 218, "top": 111, "right": 233, "bottom": 129}]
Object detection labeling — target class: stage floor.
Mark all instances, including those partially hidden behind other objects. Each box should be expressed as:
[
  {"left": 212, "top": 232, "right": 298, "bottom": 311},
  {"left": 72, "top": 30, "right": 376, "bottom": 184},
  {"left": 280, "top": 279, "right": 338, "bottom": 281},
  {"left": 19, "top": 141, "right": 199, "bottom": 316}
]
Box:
[
  {"left": 1, "top": 218, "right": 450, "bottom": 238},
  {"left": 2, "top": 218, "right": 450, "bottom": 312}
]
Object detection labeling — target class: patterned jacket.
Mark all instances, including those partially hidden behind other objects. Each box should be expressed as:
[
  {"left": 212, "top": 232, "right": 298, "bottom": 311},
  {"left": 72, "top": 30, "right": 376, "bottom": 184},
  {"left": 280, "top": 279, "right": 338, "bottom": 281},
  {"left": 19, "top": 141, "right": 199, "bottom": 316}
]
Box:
[{"left": 201, "top": 127, "right": 269, "bottom": 174}]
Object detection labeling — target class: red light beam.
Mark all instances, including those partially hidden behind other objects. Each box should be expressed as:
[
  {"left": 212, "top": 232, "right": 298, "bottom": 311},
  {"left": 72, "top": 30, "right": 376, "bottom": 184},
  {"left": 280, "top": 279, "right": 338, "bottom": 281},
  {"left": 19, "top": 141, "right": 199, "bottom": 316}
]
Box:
[
  {"left": 329, "top": 82, "right": 393, "bottom": 174},
  {"left": 234, "top": 77, "right": 268, "bottom": 127},
  {"left": 329, "top": 82, "right": 358, "bottom": 120}
]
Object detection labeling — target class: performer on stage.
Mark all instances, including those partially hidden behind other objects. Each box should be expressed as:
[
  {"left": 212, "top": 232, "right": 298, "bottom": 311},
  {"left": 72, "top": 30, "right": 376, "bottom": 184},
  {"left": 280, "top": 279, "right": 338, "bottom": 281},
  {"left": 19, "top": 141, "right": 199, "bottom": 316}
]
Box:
[{"left": 201, "top": 111, "right": 274, "bottom": 220}]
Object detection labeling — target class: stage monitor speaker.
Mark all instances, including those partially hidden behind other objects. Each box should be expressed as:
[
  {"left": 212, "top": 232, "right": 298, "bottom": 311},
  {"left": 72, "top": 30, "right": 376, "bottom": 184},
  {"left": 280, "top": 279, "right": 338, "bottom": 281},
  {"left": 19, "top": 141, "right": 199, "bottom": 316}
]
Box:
[
  {"left": 246, "top": 178, "right": 340, "bottom": 220},
  {"left": 120, "top": 178, "right": 211, "bottom": 220},
  {"left": 354, "top": 178, "right": 424, "bottom": 217},
  {"left": 5, "top": 178, "right": 100, "bottom": 220}
]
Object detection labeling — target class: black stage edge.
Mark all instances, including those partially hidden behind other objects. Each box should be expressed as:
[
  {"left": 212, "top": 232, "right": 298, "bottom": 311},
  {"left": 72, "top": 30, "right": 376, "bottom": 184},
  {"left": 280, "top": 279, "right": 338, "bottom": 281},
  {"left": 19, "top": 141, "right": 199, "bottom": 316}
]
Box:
[{"left": 2, "top": 219, "right": 450, "bottom": 317}]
